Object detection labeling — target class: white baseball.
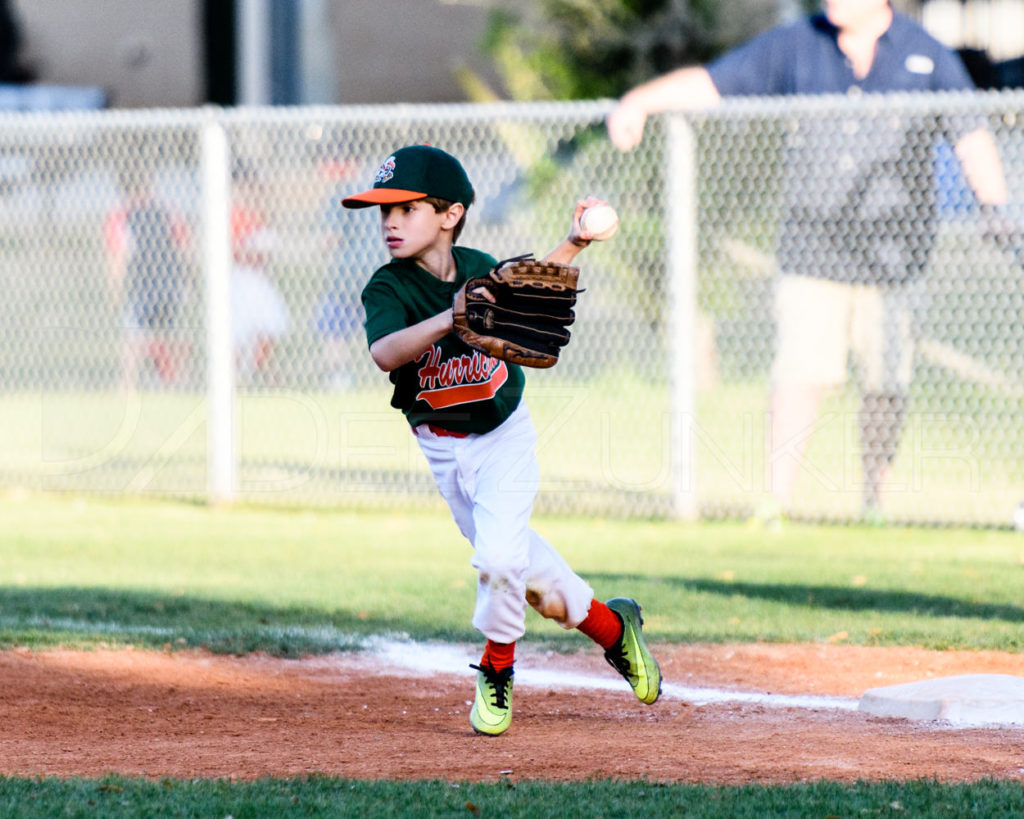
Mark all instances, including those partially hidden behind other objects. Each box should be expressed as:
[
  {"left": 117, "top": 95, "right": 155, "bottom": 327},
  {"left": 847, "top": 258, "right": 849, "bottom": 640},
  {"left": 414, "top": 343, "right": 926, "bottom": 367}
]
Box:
[{"left": 580, "top": 204, "right": 619, "bottom": 241}]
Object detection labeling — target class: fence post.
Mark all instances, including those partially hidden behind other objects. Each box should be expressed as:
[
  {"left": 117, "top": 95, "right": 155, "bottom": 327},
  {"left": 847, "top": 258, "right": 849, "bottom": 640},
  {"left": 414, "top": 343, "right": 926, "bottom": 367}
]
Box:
[
  {"left": 666, "top": 113, "right": 699, "bottom": 520},
  {"left": 201, "top": 116, "right": 236, "bottom": 504}
]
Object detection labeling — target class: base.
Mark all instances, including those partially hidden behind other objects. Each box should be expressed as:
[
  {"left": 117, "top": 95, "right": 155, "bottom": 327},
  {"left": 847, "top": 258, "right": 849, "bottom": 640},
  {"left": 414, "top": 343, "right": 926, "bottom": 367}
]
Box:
[{"left": 859, "top": 674, "right": 1024, "bottom": 726}]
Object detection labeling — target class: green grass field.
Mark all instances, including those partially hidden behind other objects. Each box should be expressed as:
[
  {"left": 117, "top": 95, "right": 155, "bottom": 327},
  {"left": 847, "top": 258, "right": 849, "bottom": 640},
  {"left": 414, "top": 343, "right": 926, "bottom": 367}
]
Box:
[
  {"left": 2, "top": 492, "right": 1024, "bottom": 815},
  {"left": 4, "top": 775, "right": 1024, "bottom": 818},
  {"left": 6, "top": 378, "right": 1024, "bottom": 524},
  {"left": 3, "top": 492, "right": 1024, "bottom": 653}
]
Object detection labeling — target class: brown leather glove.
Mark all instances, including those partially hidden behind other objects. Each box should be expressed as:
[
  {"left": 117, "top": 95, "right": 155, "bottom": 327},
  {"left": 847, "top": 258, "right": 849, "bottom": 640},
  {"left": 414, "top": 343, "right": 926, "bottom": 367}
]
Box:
[{"left": 452, "top": 255, "right": 581, "bottom": 368}]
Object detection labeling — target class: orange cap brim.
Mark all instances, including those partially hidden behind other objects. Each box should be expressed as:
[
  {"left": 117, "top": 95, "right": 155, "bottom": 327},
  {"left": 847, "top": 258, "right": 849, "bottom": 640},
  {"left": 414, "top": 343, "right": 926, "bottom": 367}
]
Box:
[{"left": 340, "top": 188, "right": 428, "bottom": 209}]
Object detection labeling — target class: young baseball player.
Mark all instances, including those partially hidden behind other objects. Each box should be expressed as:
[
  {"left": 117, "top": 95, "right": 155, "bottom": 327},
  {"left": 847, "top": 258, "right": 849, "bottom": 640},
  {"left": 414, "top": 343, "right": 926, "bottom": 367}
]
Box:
[{"left": 343, "top": 144, "right": 661, "bottom": 736}]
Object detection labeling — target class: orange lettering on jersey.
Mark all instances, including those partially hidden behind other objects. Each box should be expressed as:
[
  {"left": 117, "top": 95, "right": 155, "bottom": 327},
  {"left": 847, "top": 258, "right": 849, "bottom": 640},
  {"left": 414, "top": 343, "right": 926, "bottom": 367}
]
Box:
[{"left": 415, "top": 345, "right": 509, "bottom": 409}]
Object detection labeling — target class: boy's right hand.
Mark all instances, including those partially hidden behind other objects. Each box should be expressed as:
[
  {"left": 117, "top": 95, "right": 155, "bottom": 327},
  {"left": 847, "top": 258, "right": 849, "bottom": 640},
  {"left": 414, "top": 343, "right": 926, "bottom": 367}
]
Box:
[{"left": 570, "top": 196, "right": 612, "bottom": 247}]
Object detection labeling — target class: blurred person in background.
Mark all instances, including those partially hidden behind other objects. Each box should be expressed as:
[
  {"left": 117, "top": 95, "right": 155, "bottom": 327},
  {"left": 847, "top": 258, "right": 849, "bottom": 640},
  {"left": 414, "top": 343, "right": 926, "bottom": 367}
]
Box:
[
  {"left": 105, "top": 167, "right": 194, "bottom": 389},
  {"left": 230, "top": 166, "right": 290, "bottom": 384},
  {"left": 607, "top": 0, "right": 1010, "bottom": 527}
]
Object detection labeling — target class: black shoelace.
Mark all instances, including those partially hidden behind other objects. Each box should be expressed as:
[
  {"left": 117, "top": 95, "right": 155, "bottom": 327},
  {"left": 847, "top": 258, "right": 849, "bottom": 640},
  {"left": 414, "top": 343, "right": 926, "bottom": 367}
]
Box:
[
  {"left": 470, "top": 663, "right": 514, "bottom": 708},
  {"left": 604, "top": 640, "right": 633, "bottom": 679}
]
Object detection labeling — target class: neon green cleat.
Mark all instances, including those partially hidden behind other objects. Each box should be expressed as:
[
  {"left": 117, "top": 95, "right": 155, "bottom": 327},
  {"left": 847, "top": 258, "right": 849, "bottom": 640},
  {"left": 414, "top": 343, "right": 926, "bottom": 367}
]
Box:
[
  {"left": 469, "top": 662, "right": 514, "bottom": 736},
  {"left": 604, "top": 597, "right": 662, "bottom": 705}
]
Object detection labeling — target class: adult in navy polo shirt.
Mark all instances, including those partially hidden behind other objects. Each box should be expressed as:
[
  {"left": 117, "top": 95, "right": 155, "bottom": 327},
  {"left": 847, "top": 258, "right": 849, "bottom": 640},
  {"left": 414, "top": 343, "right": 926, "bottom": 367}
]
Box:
[{"left": 607, "top": 0, "right": 1009, "bottom": 526}]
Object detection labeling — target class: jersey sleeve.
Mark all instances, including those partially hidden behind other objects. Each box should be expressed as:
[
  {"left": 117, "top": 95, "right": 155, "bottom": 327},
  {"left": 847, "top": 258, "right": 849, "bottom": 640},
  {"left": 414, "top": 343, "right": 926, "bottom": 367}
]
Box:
[
  {"left": 707, "top": 26, "right": 790, "bottom": 97},
  {"left": 361, "top": 272, "right": 409, "bottom": 347}
]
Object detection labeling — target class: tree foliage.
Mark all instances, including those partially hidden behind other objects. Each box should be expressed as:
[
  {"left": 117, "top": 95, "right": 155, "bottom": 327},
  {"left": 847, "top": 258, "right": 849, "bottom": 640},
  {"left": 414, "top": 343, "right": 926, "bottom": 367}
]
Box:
[{"left": 483, "top": 0, "right": 820, "bottom": 101}]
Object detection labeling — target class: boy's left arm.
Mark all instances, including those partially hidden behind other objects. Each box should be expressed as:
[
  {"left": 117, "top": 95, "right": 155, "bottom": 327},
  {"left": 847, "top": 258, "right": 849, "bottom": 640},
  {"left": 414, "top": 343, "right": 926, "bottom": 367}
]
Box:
[
  {"left": 542, "top": 196, "right": 609, "bottom": 264},
  {"left": 369, "top": 310, "right": 453, "bottom": 372}
]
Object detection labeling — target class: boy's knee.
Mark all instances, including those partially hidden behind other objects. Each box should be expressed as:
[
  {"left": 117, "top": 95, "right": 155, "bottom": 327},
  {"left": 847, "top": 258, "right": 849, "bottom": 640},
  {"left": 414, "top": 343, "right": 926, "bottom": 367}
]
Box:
[{"left": 526, "top": 586, "right": 568, "bottom": 624}]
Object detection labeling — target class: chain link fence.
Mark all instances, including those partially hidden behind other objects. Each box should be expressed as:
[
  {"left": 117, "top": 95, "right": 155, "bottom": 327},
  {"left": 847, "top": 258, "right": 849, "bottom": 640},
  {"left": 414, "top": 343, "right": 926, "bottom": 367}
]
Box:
[{"left": 2, "top": 93, "right": 1023, "bottom": 526}]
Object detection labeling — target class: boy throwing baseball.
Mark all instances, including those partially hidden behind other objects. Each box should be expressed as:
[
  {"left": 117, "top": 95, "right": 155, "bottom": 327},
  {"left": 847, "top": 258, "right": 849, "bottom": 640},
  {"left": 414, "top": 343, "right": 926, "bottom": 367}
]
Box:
[{"left": 343, "top": 144, "right": 661, "bottom": 736}]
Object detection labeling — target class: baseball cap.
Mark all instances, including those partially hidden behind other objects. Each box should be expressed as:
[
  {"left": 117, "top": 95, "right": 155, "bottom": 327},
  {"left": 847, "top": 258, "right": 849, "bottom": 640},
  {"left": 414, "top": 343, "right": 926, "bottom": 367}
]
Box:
[{"left": 341, "top": 145, "right": 475, "bottom": 209}]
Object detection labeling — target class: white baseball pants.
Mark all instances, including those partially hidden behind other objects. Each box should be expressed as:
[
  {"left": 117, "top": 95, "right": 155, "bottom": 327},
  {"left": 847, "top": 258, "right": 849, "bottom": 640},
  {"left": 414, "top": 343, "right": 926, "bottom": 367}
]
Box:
[{"left": 414, "top": 402, "right": 594, "bottom": 644}]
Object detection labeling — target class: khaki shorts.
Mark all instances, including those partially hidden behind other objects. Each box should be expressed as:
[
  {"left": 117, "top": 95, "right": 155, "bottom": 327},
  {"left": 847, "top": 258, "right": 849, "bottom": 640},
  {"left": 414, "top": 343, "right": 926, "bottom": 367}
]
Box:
[{"left": 771, "top": 274, "right": 916, "bottom": 391}]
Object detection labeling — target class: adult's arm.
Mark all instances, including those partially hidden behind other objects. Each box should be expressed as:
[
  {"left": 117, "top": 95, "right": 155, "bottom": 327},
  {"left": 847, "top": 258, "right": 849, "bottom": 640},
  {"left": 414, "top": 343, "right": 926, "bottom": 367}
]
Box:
[{"left": 606, "top": 67, "right": 721, "bottom": 152}]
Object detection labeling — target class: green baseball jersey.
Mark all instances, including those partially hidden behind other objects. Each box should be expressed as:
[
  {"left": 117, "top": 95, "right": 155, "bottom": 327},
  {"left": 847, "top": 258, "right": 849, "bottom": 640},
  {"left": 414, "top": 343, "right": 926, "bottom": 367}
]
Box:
[{"left": 362, "top": 246, "right": 525, "bottom": 434}]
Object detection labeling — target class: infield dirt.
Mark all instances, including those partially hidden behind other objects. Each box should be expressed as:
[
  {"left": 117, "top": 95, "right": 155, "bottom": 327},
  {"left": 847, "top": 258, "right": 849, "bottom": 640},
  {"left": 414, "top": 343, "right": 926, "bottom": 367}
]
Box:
[{"left": 2, "top": 643, "right": 1023, "bottom": 783}]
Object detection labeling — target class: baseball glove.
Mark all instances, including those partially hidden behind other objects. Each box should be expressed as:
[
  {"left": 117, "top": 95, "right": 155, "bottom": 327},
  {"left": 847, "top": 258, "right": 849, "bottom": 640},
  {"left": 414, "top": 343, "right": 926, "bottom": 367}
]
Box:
[{"left": 452, "top": 254, "right": 581, "bottom": 368}]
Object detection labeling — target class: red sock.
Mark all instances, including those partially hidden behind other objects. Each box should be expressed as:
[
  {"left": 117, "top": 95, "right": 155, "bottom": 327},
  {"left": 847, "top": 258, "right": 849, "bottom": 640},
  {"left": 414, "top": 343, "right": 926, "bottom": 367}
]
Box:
[
  {"left": 576, "top": 599, "right": 623, "bottom": 651},
  {"left": 480, "top": 639, "right": 515, "bottom": 672}
]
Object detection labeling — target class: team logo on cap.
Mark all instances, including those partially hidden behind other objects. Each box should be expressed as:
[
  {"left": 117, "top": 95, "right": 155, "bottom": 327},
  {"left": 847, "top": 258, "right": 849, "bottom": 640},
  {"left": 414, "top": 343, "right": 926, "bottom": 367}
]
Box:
[{"left": 375, "top": 156, "right": 396, "bottom": 184}]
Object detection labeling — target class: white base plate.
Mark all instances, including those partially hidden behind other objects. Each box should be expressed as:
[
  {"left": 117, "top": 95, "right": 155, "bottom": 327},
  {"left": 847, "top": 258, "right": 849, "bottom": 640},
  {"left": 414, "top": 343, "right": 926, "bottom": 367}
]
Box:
[{"left": 859, "top": 674, "right": 1024, "bottom": 726}]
